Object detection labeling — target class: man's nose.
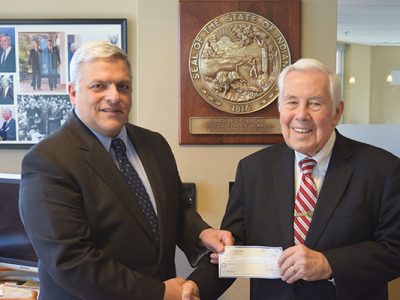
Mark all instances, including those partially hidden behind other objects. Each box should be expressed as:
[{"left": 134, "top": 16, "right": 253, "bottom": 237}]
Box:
[
  {"left": 295, "top": 103, "right": 309, "bottom": 119},
  {"left": 105, "top": 84, "right": 120, "bottom": 101}
]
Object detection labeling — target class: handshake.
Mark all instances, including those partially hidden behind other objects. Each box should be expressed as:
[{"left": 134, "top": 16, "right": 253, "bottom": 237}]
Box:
[
  {"left": 163, "top": 277, "right": 200, "bottom": 300},
  {"left": 163, "top": 228, "right": 234, "bottom": 300}
]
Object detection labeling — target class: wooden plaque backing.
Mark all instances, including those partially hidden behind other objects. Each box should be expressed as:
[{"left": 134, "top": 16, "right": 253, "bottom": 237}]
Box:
[{"left": 179, "top": 0, "right": 301, "bottom": 144}]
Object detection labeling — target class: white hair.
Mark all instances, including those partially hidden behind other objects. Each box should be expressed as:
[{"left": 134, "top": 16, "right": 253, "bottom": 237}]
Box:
[
  {"left": 277, "top": 58, "right": 341, "bottom": 110},
  {"left": 69, "top": 40, "right": 131, "bottom": 88}
]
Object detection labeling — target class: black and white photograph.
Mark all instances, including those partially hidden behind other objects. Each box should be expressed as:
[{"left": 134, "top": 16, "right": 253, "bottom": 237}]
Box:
[{"left": 17, "top": 94, "right": 71, "bottom": 142}]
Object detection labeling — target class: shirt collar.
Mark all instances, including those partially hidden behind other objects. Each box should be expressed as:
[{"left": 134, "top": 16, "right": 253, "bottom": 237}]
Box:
[
  {"left": 74, "top": 107, "right": 127, "bottom": 152},
  {"left": 3, "top": 47, "right": 11, "bottom": 56},
  {"left": 295, "top": 130, "right": 336, "bottom": 174}
]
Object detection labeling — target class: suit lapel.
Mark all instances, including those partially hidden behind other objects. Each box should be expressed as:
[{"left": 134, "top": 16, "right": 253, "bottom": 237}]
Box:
[
  {"left": 305, "top": 133, "right": 354, "bottom": 248},
  {"left": 67, "top": 115, "right": 160, "bottom": 247},
  {"left": 273, "top": 147, "right": 296, "bottom": 248}
]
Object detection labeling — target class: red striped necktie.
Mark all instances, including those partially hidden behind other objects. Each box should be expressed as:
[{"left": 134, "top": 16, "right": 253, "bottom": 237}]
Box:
[{"left": 294, "top": 157, "right": 317, "bottom": 245}]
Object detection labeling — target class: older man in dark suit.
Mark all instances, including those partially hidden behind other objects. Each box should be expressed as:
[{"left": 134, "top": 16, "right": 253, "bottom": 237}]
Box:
[
  {"left": 0, "top": 107, "right": 16, "bottom": 141},
  {"left": 28, "top": 39, "right": 42, "bottom": 90},
  {"left": 0, "top": 33, "right": 16, "bottom": 73},
  {"left": 19, "top": 41, "right": 233, "bottom": 300},
  {"left": 187, "top": 58, "right": 400, "bottom": 300},
  {"left": 43, "top": 39, "right": 61, "bottom": 90},
  {"left": 0, "top": 75, "right": 13, "bottom": 104}
]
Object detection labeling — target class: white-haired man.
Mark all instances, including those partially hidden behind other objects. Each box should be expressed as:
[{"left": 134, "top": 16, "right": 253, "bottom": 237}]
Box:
[{"left": 187, "top": 58, "right": 400, "bottom": 300}]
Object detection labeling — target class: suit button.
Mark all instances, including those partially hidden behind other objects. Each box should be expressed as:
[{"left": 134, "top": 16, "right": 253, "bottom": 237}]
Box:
[{"left": 90, "top": 250, "right": 101, "bottom": 258}]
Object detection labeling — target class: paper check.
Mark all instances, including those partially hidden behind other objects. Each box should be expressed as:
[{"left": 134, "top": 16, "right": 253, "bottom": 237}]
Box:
[{"left": 219, "top": 246, "right": 283, "bottom": 279}]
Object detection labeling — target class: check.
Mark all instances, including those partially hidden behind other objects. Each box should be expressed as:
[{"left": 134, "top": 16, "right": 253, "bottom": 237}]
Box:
[{"left": 219, "top": 246, "right": 283, "bottom": 279}]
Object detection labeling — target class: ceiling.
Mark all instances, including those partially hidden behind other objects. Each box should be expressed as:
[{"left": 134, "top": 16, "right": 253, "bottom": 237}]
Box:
[{"left": 337, "top": 0, "right": 400, "bottom": 45}]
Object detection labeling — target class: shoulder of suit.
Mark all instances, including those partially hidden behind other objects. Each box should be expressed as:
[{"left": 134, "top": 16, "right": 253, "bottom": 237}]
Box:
[
  {"left": 126, "top": 123, "right": 164, "bottom": 139},
  {"left": 335, "top": 131, "right": 398, "bottom": 164},
  {"left": 242, "top": 142, "right": 288, "bottom": 163},
  {"left": 125, "top": 123, "right": 171, "bottom": 153}
]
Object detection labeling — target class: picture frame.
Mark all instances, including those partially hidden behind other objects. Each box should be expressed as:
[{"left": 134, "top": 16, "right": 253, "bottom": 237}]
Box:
[{"left": 0, "top": 19, "right": 127, "bottom": 145}]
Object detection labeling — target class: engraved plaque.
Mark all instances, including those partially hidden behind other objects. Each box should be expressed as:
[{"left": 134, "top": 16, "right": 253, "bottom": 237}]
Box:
[
  {"left": 189, "top": 12, "right": 290, "bottom": 115},
  {"left": 180, "top": 0, "right": 301, "bottom": 144},
  {"left": 190, "top": 117, "right": 281, "bottom": 134}
]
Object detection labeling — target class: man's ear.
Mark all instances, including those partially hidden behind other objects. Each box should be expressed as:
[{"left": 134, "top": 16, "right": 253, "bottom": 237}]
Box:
[
  {"left": 333, "top": 101, "right": 344, "bottom": 126},
  {"left": 68, "top": 83, "right": 77, "bottom": 106}
]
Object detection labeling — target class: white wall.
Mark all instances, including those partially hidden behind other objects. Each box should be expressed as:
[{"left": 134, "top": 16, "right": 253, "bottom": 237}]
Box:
[{"left": 337, "top": 124, "right": 400, "bottom": 158}]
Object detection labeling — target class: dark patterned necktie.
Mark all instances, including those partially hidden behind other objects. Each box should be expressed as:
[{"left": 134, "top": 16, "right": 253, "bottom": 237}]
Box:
[
  {"left": 294, "top": 157, "right": 317, "bottom": 245},
  {"left": 111, "top": 138, "right": 159, "bottom": 242}
]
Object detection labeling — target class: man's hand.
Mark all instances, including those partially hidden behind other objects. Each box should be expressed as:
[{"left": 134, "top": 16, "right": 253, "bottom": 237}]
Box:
[
  {"left": 199, "top": 228, "right": 234, "bottom": 264},
  {"left": 278, "top": 244, "right": 332, "bottom": 284},
  {"left": 163, "top": 277, "right": 186, "bottom": 300},
  {"left": 182, "top": 280, "right": 200, "bottom": 300}
]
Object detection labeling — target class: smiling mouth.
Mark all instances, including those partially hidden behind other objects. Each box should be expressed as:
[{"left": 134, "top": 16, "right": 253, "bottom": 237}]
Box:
[
  {"left": 292, "top": 127, "right": 312, "bottom": 133},
  {"left": 100, "top": 108, "right": 123, "bottom": 113}
]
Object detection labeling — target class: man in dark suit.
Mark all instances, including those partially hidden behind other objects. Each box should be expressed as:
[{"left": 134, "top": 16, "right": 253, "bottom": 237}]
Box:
[
  {"left": 0, "top": 33, "right": 16, "bottom": 73},
  {"left": 43, "top": 39, "right": 61, "bottom": 90},
  {"left": 0, "top": 75, "right": 13, "bottom": 104},
  {"left": 0, "top": 107, "right": 16, "bottom": 141},
  {"left": 187, "top": 58, "right": 400, "bottom": 300},
  {"left": 19, "top": 41, "right": 232, "bottom": 300},
  {"left": 28, "top": 39, "right": 42, "bottom": 90}
]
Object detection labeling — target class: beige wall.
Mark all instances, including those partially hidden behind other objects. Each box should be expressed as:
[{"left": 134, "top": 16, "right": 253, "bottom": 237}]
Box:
[
  {"left": 342, "top": 44, "right": 400, "bottom": 125},
  {"left": 343, "top": 44, "right": 372, "bottom": 124},
  {"left": 5, "top": 1, "right": 398, "bottom": 300},
  {"left": 371, "top": 46, "right": 400, "bottom": 124}
]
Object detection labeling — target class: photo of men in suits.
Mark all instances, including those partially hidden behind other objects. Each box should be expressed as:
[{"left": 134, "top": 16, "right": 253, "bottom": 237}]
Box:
[
  {"left": 0, "top": 107, "right": 16, "bottom": 141},
  {"left": 187, "top": 58, "right": 400, "bottom": 300},
  {"left": 0, "top": 32, "right": 16, "bottom": 73},
  {"left": 16, "top": 94, "right": 72, "bottom": 142},
  {"left": 19, "top": 41, "right": 233, "bottom": 300},
  {"left": 18, "top": 33, "right": 66, "bottom": 93},
  {"left": 0, "top": 75, "right": 13, "bottom": 104}
]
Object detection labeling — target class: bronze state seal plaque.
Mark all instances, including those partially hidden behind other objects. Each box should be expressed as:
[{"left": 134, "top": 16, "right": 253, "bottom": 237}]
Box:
[
  {"left": 179, "top": 0, "right": 301, "bottom": 144},
  {"left": 189, "top": 12, "right": 290, "bottom": 115}
]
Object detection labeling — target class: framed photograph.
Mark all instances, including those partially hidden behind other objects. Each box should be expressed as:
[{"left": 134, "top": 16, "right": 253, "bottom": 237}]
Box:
[{"left": 0, "top": 19, "right": 127, "bottom": 144}]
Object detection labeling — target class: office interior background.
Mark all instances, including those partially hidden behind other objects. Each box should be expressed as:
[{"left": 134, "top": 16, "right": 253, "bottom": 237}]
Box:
[{"left": 1, "top": 0, "right": 399, "bottom": 298}]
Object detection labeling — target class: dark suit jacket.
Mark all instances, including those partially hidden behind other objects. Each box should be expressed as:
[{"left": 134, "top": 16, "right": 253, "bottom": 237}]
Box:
[
  {"left": 0, "top": 117, "right": 16, "bottom": 140},
  {"left": 0, "top": 86, "right": 14, "bottom": 104},
  {"left": 190, "top": 131, "right": 400, "bottom": 300},
  {"left": 19, "top": 112, "right": 209, "bottom": 300},
  {"left": 29, "top": 48, "right": 42, "bottom": 73},
  {"left": 43, "top": 46, "right": 61, "bottom": 72},
  {"left": 0, "top": 47, "right": 16, "bottom": 72}
]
